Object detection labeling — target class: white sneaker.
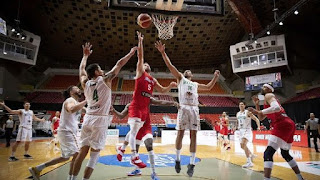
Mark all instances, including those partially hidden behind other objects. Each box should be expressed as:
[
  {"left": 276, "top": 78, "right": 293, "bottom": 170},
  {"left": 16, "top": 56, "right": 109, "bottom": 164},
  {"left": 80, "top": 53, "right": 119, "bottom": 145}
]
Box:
[{"left": 242, "top": 162, "right": 253, "bottom": 168}]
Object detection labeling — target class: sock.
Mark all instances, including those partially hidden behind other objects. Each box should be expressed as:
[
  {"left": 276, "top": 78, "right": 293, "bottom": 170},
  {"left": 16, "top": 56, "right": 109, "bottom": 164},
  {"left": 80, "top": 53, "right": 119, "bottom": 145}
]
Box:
[
  {"left": 190, "top": 152, "right": 196, "bottom": 165},
  {"left": 25, "top": 151, "right": 28, "bottom": 155},
  {"left": 11, "top": 151, "right": 15, "bottom": 157},
  {"left": 247, "top": 157, "right": 252, "bottom": 163},
  {"left": 176, "top": 149, "right": 181, "bottom": 161},
  {"left": 132, "top": 151, "right": 138, "bottom": 158},
  {"left": 67, "top": 175, "right": 72, "bottom": 180},
  {"left": 148, "top": 150, "right": 156, "bottom": 174},
  {"left": 296, "top": 174, "right": 303, "bottom": 180},
  {"left": 36, "top": 163, "right": 46, "bottom": 171},
  {"left": 263, "top": 178, "right": 270, "bottom": 180},
  {"left": 121, "top": 144, "right": 127, "bottom": 151},
  {"left": 70, "top": 175, "right": 77, "bottom": 180}
]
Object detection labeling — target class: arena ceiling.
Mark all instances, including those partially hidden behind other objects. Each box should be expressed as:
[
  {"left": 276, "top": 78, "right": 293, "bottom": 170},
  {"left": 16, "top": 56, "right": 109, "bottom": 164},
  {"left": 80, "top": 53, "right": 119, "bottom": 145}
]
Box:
[{"left": 0, "top": 0, "right": 319, "bottom": 74}]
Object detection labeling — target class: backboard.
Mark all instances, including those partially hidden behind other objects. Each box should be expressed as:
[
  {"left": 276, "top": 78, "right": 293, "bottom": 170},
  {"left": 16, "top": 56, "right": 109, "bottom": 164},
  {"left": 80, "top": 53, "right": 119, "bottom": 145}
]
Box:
[{"left": 108, "top": 0, "right": 224, "bottom": 15}]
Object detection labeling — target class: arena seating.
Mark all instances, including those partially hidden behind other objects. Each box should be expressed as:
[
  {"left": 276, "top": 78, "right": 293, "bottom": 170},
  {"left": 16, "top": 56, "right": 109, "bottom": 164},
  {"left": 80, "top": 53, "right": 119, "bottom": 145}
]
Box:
[
  {"left": 27, "top": 92, "right": 64, "bottom": 103},
  {"left": 198, "top": 96, "right": 239, "bottom": 107},
  {"left": 42, "top": 75, "right": 79, "bottom": 89},
  {"left": 121, "top": 80, "right": 135, "bottom": 91},
  {"left": 285, "top": 87, "right": 320, "bottom": 103},
  {"left": 119, "top": 94, "right": 132, "bottom": 105},
  {"left": 157, "top": 95, "right": 176, "bottom": 102}
]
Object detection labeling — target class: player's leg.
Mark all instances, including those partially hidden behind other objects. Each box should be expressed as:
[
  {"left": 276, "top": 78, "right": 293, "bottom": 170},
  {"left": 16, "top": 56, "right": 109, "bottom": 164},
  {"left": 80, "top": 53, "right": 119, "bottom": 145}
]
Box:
[
  {"left": 83, "top": 148, "right": 100, "bottom": 179},
  {"left": 175, "top": 129, "right": 184, "bottom": 173},
  {"left": 144, "top": 135, "right": 159, "bottom": 180},
  {"left": 280, "top": 149, "right": 304, "bottom": 180},
  {"left": 71, "top": 146, "right": 90, "bottom": 179},
  {"left": 263, "top": 141, "right": 279, "bottom": 179},
  {"left": 116, "top": 130, "right": 130, "bottom": 161},
  {"left": 24, "top": 128, "right": 33, "bottom": 158},
  {"left": 128, "top": 118, "right": 145, "bottom": 168},
  {"left": 128, "top": 142, "right": 142, "bottom": 176},
  {"left": 241, "top": 137, "right": 253, "bottom": 168},
  {"left": 187, "top": 130, "right": 197, "bottom": 177},
  {"left": 9, "top": 141, "right": 20, "bottom": 161}
]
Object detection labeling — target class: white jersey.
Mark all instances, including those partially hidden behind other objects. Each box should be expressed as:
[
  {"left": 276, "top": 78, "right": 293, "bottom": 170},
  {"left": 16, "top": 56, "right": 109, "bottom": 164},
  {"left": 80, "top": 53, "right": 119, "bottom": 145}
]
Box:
[
  {"left": 178, "top": 77, "right": 199, "bottom": 106},
  {"left": 237, "top": 110, "right": 251, "bottom": 129},
  {"left": 18, "top": 109, "right": 34, "bottom": 130},
  {"left": 58, "top": 97, "right": 81, "bottom": 134},
  {"left": 84, "top": 76, "right": 111, "bottom": 115}
]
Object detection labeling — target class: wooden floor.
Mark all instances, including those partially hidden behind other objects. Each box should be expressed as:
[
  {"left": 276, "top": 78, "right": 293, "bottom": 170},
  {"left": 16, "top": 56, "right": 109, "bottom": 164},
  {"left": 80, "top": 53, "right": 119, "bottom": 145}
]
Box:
[{"left": 0, "top": 137, "right": 319, "bottom": 180}]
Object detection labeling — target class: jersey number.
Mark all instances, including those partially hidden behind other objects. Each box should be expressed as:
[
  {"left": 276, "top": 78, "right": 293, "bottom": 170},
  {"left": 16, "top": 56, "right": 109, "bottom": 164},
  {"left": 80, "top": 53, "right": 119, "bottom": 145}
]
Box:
[
  {"left": 148, "top": 84, "right": 152, "bottom": 91},
  {"left": 93, "top": 89, "right": 99, "bottom": 102}
]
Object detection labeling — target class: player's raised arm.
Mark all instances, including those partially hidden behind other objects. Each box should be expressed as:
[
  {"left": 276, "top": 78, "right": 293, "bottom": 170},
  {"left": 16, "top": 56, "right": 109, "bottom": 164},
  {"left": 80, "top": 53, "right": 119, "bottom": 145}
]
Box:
[
  {"left": 33, "top": 114, "right": 45, "bottom": 122},
  {"left": 79, "top": 42, "right": 92, "bottom": 89},
  {"left": 155, "top": 41, "right": 182, "bottom": 80},
  {"left": 0, "top": 101, "right": 21, "bottom": 115},
  {"left": 198, "top": 70, "right": 220, "bottom": 91},
  {"left": 136, "top": 31, "right": 145, "bottom": 79},
  {"left": 104, "top": 46, "right": 137, "bottom": 82},
  {"left": 153, "top": 79, "right": 177, "bottom": 93},
  {"left": 248, "top": 111, "right": 261, "bottom": 130},
  {"left": 150, "top": 97, "right": 179, "bottom": 108}
]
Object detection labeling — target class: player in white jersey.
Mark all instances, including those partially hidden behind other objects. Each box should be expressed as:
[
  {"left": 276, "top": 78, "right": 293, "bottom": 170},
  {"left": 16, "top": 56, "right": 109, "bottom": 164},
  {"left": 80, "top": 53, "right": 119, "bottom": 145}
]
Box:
[
  {"left": 29, "top": 85, "right": 86, "bottom": 180},
  {"left": 71, "top": 42, "right": 137, "bottom": 180},
  {"left": 155, "top": 41, "right": 220, "bottom": 177},
  {"left": 236, "top": 101, "right": 260, "bottom": 168},
  {"left": 0, "top": 101, "right": 45, "bottom": 161}
]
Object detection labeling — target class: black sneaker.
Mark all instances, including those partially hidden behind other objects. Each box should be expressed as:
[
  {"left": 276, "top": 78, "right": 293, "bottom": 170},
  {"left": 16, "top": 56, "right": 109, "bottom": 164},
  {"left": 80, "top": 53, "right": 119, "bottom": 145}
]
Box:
[
  {"left": 24, "top": 154, "right": 33, "bottom": 159},
  {"left": 187, "top": 164, "right": 195, "bottom": 177},
  {"left": 8, "top": 156, "right": 19, "bottom": 161},
  {"left": 175, "top": 160, "right": 181, "bottom": 173}
]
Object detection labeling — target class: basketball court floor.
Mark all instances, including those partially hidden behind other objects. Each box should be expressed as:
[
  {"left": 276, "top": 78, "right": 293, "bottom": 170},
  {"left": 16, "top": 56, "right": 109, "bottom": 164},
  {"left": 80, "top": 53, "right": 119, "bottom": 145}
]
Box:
[{"left": 1, "top": 136, "right": 319, "bottom": 180}]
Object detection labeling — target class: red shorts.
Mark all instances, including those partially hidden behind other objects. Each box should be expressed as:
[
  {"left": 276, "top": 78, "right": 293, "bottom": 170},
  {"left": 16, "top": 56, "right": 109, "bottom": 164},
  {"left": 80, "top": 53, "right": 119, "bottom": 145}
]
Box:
[
  {"left": 220, "top": 127, "right": 228, "bottom": 135},
  {"left": 53, "top": 128, "right": 58, "bottom": 135},
  {"left": 129, "top": 105, "right": 149, "bottom": 122},
  {"left": 136, "top": 115, "right": 152, "bottom": 141},
  {"left": 271, "top": 118, "right": 295, "bottom": 143}
]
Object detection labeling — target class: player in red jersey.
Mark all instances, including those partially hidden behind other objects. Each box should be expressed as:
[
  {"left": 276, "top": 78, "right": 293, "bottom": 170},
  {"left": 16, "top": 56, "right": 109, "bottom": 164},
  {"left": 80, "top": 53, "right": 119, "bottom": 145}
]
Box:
[
  {"left": 128, "top": 32, "right": 176, "bottom": 179},
  {"left": 214, "top": 120, "right": 221, "bottom": 140},
  {"left": 220, "top": 112, "right": 230, "bottom": 150},
  {"left": 248, "top": 84, "right": 304, "bottom": 180},
  {"left": 49, "top": 111, "right": 60, "bottom": 150}
]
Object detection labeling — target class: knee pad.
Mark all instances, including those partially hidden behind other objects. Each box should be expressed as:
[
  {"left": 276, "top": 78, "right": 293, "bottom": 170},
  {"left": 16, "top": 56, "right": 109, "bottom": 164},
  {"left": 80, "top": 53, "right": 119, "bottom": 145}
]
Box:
[
  {"left": 86, "top": 151, "right": 100, "bottom": 169},
  {"left": 264, "top": 146, "right": 276, "bottom": 162},
  {"left": 280, "top": 149, "right": 293, "bottom": 162}
]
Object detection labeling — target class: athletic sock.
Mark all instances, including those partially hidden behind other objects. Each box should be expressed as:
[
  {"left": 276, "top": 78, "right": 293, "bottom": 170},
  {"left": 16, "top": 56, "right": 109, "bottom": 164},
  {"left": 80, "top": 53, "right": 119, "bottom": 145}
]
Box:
[
  {"left": 36, "top": 163, "right": 46, "bottom": 171},
  {"left": 24, "top": 151, "right": 28, "bottom": 155},
  {"left": 11, "top": 151, "right": 15, "bottom": 157},
  {"left": 121, "top": 144, "right": 127, "bottom": 151},
  {"left": 148, "top": 150, "right": 156, "bottom": 174},
  {"left": 190, "top": 152, "right": 196, "bottom": 165},
  {"left": 263, "top": 178, "right": 270, "bottom": 180},
  {"left": 70, "top": 175, "right": 77, "bottom": 180},
  {"left": 247, "top": 157, "right": 252, "bottom": 163},
  {"left": 67, "top": 175, "right": 72, "bottom": 180},
  {"left": 176, "top": 149, "right": 181, "bottom": 161}
]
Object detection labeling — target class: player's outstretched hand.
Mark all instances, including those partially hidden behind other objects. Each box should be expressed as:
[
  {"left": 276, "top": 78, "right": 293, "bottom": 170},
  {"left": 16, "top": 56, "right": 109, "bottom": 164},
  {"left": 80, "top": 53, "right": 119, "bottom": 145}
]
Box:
[
  {"left": 169, "top": 81, "right": 177, "bottom": 87},
  {"left": 0, "top": 101, "right": 4, "bottom": 106},
  {"left": 130, "top": 46, "right": 138, "bottom": 55},
  {"left": 214, "top": 70, "right": 220, "bottom": 76},
  {"left": 155, "top": 41, "right": 165, "bottom": 53},
  {"left": 173, "top": 102, "right": 180, "bottom": 109},
  {"left": 82, "top": 42, "right": 92, "bottom": 57},
  {"left": 137, "top": 31, "right": 144, "bottom": 41}
]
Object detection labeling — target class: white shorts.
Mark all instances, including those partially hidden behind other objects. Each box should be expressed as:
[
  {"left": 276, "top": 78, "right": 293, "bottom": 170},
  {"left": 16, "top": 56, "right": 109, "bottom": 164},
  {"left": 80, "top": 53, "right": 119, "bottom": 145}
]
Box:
[
  {"left": 58, "top": 130, "right": 79, "bottom": 158},
  {"left": 239, "top": 129, "right": 253, "bottom": 142},
  {"left": 268, "top": 135, "right": 292, "bottom": 150},
  {"left": 176, "top": 105, "right": 200, "bottom": 131},
  {"left": 80, "top": 114, "right": 110, "bottom": 150},
  {"left": 16, "top": 127, "right": 32, "bottom": 142}
]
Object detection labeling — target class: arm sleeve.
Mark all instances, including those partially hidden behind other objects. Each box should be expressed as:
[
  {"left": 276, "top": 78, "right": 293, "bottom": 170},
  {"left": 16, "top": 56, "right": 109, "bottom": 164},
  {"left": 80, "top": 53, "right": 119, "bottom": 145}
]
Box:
[{"left": 261, "top": 101, "right": 281, "bottom": 115}]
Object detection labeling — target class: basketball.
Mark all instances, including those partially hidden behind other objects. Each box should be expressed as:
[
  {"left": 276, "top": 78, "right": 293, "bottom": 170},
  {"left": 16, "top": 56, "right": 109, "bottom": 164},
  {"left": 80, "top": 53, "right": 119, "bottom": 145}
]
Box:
[{"left": 137, "top": 13, "right": 152, "bottom": 29}]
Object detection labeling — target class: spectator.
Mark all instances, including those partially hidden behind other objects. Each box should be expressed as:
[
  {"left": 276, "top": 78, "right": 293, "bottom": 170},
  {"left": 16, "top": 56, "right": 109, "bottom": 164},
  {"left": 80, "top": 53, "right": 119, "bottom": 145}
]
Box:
[
  {"left": 3, "top": 115, "right": 15, "bottom": 147},
  {"left": 305, "top": 113, "right": 319, "bottom": 152}
]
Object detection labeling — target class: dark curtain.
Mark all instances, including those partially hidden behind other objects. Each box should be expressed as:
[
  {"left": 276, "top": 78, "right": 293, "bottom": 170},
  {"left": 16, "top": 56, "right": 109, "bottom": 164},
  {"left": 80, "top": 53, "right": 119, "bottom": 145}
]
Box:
[{"left": 283, "top": 98, "right": 320, "bottom": 124}]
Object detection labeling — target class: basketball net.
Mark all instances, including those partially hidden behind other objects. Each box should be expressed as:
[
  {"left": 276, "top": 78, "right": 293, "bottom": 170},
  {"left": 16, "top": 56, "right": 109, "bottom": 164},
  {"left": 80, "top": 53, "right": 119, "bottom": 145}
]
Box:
[{"left": 152, "top": 14, "right": 178, "bottom": 40}]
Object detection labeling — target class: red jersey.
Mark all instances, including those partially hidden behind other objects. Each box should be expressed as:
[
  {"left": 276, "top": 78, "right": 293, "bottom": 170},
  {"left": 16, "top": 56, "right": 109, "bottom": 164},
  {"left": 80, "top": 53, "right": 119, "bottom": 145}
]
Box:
[
  {"left": 53, "top": 117, "right": 60, "bottom": 134},
  {"left": 220, "top": 117, "right": 228, "bottom": 135},
  {"left": 263, "top": 99, "right": 292, "bottom": 126},
  {"left": 264, "top": 98, "right": 295, "bottom": 143},
  {"left": 130, "top": 72, "right": 154, "bottom": 112}
]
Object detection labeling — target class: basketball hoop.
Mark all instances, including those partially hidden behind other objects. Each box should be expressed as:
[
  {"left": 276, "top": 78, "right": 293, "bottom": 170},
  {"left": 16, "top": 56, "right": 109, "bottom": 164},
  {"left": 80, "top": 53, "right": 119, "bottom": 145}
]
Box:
[{"left": 152, "top": 14, "right": 178, "bottom": 40}]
